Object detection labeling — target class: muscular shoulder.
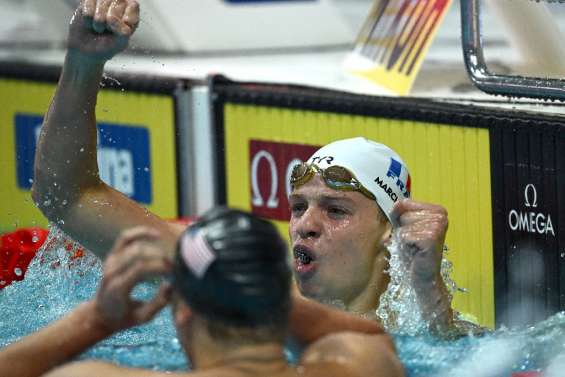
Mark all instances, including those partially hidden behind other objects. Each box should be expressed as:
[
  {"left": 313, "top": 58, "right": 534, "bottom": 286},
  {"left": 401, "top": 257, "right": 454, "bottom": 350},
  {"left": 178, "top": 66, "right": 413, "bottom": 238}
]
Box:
[{"left": 300, "top": 332, "right": 404, "bottom": 377}]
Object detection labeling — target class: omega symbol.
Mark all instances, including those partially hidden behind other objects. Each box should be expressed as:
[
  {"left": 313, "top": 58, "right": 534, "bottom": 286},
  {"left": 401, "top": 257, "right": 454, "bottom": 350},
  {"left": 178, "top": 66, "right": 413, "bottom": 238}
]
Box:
[
  {"left": 524, "top": 184, "right": 537, "bottom": 208},
  {"left": 251, "top": 150, "right": 279, "bottom": 209}
]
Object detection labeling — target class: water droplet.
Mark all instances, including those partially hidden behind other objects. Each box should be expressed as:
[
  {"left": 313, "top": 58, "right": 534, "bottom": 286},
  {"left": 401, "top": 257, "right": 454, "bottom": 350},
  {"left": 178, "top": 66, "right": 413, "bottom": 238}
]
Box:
[
  {"left": 14, "top": 268, "right": 22, "bottom": 277},
  {"left": 53, "top": 182, "right": 58, "bottom": 187},
  {"left": 79, "top": 147, "right": 85, "bottom": 152},
  {"left": 43, "top": 199, "right": 52, "bottom": 207},
  {"left": 58, "top": 219, "right": 65, "bottom": 225},
  {"left": 28, "top": 178, "right": 33, "bottom": 184},
  {"left": 32, "top": 236, "right": 39, "bottom": 243},
  {"left": 143, "top": 167, "right": 149, "bottom": 172},
  {"left": 62, "top": 200, "right": 68, "bottom": 206}
]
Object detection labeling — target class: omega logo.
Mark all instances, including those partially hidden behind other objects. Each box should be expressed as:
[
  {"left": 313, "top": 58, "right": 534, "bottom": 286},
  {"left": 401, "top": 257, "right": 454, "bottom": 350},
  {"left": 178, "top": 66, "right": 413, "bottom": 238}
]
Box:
[
  {"left": 251, "top": 150, "right": 279, "bottom": 208},
  {"left": 524, "top": 184, "right": 537, "bottom": 208},
  {"left": 251, "top": 151, "right": 302, "bottom": 210},
  {"left": 508, "top": 184, "right": 555, "bottom": 237}
]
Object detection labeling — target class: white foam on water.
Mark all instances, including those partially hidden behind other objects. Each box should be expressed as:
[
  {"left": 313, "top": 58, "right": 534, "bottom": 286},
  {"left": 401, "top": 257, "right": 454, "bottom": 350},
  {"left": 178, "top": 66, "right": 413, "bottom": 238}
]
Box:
[
  {"left": 543, "top": 353, "right": 565, "bottom": 377},
  {"left": 440, "top": 338, "right": 520, "bottom": 377}
]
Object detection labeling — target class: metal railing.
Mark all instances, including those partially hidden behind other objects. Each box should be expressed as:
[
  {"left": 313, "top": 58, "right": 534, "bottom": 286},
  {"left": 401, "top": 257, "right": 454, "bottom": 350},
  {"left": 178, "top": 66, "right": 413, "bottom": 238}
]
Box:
[{"left": 461, "top": 0, "right": 565, "bottom": 101}]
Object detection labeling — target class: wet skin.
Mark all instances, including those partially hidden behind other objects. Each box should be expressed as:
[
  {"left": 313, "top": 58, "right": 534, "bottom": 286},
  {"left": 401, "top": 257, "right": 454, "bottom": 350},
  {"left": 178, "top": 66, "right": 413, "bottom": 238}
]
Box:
[{"left": 288, "top": 176, "right": 391, "bottom": 309}]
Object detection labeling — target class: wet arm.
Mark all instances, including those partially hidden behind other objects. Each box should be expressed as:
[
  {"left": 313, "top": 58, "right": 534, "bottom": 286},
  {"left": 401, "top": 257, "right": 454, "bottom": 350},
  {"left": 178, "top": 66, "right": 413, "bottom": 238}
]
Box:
[
  {"left": 31, "top": 52, "right": 180, "bottom": 259},
  {"left": 415, "top": 272, "right": 489, "bottom": 338},
  {"left": 32, "top": 0, "right": 180, "bottom": 259},
  {"left": 414, "top": 274, "right": 456, "bottom": 335},
  {"left": 288, "top": 295, "right": 387, "bottom": 348},
  {"left": 0, "top": 302, "right": 112, "bottom": 377}
]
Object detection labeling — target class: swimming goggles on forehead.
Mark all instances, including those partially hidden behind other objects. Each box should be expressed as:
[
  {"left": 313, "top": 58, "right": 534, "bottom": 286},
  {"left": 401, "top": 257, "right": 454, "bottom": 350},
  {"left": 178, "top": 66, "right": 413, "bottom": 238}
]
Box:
[{"left": 290, "top": 163, "right": 376, "bottom": 201}]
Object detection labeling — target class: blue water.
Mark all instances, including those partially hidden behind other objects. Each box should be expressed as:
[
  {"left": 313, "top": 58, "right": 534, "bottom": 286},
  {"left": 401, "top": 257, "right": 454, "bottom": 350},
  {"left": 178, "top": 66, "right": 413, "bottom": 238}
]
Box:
[{"left": 1, "top": 227, "right": 565, "bottom": 376}]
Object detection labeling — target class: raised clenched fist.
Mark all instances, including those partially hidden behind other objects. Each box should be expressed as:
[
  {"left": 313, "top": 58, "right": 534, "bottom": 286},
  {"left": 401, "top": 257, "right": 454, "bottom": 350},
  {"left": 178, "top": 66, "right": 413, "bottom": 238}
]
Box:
[{"left": 67, "top": 0, "right": 140, "bottom": 62}]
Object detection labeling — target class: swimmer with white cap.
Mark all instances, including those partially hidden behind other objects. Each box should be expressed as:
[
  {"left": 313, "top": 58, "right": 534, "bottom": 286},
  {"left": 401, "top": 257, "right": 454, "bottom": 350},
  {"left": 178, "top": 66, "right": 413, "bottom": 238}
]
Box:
[
  {"left": 0, "top": 208, "right": 404, "bottom": 377},
  {"left": 288, "top": 137, "right": 476, "bottom": 336}
]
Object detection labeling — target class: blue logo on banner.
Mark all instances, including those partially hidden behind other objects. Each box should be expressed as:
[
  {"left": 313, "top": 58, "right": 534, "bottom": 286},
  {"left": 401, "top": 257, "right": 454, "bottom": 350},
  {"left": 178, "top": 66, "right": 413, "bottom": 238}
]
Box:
[{"left": 15, "top": 113, "right": 153, "bottom": 204}]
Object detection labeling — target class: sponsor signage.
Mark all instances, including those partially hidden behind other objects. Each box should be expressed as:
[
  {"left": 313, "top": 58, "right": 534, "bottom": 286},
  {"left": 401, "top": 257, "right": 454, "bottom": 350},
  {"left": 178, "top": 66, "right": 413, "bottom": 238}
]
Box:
[
  {"left": 1, "top": 78, "right": 178, "bottom": 233},
  {"left": 249, "top": 140, "right": 318, "bottom": 221},
  {"left": 507, "top": 184, "right": 555, "bottom": 237},
  {"left": 492, "top": 126, "right": 564, "bottom": 327},
  {"left": 14, "top": 113, "right": 152, "bottom": 204}
]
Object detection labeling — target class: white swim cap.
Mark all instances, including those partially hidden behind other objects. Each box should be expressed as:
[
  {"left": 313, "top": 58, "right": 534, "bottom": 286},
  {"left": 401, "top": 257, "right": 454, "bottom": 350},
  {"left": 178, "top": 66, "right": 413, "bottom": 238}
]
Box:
[{"left": 306, "top": 137, "right": 411, "bottom": 223}]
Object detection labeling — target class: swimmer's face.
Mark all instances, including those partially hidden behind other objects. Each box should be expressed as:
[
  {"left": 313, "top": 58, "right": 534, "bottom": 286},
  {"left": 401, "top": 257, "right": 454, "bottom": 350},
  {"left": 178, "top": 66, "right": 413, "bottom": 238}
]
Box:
[{"left": 289, "top": 175, "right": 390, "bottom": 305}]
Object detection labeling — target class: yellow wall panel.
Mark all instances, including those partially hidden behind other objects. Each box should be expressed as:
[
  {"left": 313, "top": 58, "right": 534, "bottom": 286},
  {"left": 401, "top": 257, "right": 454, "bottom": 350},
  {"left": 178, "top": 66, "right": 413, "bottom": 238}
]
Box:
[{"left": 0, "top": 78, "right": 178, "bottom": 233}]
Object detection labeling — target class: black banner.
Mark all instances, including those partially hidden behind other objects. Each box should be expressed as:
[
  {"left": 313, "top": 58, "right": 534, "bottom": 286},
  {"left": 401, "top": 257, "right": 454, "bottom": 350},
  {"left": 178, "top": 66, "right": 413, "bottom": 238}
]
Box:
[{"left": 492, "top": 122, "right": 565, "bottom": 327}]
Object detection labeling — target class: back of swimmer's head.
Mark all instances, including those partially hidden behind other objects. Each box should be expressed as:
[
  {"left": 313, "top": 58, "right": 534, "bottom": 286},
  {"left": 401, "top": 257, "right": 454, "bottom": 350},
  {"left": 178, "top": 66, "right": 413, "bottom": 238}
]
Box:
[{"left": 173, "top": 207, "right": 291, "bottom": 339}]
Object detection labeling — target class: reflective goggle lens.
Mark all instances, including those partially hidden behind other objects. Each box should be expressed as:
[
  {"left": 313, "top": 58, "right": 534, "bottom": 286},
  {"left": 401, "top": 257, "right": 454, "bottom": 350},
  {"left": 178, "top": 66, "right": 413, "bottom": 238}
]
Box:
[{"left": 290, "top": 163, "right": 376, "bottom": 201}]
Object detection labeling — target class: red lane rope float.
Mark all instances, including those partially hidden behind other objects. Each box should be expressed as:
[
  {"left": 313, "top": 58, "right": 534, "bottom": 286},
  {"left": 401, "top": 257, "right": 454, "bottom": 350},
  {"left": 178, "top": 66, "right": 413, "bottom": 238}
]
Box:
[
  {"left": 0, "top": 219, "right": 193, "bottom": 290},
  {"left": 0, "top": 228, "right": 49, "bottom": 289}
]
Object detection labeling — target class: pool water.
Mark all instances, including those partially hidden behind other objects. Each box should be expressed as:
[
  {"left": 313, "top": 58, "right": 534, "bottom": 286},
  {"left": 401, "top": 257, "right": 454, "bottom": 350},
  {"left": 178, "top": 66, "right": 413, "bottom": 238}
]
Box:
[{"left": 1, "top": 227, "right": 565, "bottom": 376}]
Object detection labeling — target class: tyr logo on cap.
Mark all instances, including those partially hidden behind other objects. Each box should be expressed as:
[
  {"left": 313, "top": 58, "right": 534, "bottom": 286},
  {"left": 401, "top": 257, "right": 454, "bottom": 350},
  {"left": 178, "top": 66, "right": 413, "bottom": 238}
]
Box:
[
  {"left": 310, "top": 156, "right": 334, "bottom": 165},
  {"left": 386, "top": 158, "right": 411, "bottom": 198}
]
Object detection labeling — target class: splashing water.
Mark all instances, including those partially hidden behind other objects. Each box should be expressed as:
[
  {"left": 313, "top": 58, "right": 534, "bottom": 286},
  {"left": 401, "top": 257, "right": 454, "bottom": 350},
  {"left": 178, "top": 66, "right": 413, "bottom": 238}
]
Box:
[
  {"left": 394, "top": 312, "right": 565, "bottom": 377},
  {"left": 376, "top": 231, "right": 565, "bottom": 377},
  {"left": 2, "top": 226, "right": 565, "bottom": 376},
  {"left": 376, "top": 231, "right": 426, "bottom": 334},
  {"left": 377, "top": 230, "right": 462, "bottom": 335},
  {"left": 0, "top": 226, "right": 187, "bottom": 371}
]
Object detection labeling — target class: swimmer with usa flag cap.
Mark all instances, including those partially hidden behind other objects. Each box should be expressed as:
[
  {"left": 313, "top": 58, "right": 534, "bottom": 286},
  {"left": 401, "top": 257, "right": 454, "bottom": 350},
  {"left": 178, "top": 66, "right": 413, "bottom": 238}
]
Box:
[{"left": 0, "top": 208, "right": 404, "bottom": 377}]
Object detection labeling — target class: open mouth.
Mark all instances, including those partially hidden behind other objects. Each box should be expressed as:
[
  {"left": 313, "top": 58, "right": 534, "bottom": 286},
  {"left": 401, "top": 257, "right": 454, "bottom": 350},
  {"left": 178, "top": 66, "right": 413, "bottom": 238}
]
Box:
[{"left": 293, "top": 245, "right": 314, "bottom": 265}]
